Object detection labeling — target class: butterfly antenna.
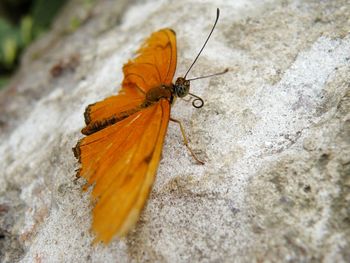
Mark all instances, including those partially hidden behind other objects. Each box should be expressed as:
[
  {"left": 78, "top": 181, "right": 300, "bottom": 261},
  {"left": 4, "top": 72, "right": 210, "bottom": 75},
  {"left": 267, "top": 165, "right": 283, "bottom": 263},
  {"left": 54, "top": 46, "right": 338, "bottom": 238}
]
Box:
[
  {"left": 187, "top": 68, "right": 229, "bottom": 81},
  {"left": 183, "top": 8, "right": 220, "bottom": 79},
  {"left": 188, "top": 92, "right": 204, "bottom": 108}
]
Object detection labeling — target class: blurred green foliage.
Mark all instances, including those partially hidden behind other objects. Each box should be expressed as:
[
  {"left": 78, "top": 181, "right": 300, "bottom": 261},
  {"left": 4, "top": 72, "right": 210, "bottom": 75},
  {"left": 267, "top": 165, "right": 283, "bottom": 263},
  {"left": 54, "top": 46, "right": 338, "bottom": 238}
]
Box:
[{"left": 0, "top": 0, "right": 67, "bottom": 88}]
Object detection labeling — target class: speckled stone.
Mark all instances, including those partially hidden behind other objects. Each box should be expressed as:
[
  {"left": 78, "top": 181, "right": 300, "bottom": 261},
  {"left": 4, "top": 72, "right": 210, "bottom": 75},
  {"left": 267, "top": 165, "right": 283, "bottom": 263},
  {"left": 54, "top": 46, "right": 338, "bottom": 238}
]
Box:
[{"left": 0, "top": 0, "right": 349, "bottom": 262}]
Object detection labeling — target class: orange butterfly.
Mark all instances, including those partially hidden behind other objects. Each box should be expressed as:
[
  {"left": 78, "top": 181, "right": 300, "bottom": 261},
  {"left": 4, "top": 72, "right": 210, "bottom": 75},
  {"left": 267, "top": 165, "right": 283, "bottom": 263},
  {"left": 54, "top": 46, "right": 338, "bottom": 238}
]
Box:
[{"left": 73, "top": 9, "right": 227, "bottom": 244}]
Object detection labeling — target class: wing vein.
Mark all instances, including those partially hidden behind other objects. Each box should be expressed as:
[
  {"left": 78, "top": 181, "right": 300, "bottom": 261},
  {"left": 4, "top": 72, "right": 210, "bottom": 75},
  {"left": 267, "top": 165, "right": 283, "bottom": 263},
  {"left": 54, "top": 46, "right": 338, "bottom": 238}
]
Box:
[{"left": 163, "top": 31, "right": 173, "bottom": 83}]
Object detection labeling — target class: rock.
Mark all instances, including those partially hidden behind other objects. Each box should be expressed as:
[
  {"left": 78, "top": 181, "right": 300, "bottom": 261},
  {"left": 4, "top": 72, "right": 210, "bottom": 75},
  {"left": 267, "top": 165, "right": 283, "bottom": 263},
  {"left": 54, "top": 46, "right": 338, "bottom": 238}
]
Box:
[{"left": 0, "top": 0, "right": 349, "bottom": 262}]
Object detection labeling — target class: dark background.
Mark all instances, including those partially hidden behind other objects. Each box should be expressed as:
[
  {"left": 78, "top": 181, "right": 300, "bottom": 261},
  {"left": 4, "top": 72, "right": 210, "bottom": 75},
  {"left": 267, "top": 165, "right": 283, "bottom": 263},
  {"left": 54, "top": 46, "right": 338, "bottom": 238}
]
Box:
[{"left": 0, "top": 0, "right": 67, "bottom": 88}]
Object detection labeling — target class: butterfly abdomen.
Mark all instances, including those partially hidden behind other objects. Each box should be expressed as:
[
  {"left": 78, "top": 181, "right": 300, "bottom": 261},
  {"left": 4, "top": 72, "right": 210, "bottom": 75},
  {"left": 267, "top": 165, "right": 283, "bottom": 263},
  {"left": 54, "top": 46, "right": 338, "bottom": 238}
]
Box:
[{"left": 81, "top": 107, "right": 141, "bottom": 135}]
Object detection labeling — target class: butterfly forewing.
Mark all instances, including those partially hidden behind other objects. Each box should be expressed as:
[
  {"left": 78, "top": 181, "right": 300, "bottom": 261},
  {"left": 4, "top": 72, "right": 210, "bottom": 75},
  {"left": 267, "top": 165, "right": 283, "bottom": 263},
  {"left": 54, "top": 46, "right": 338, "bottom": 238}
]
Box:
[
  {"left": 123, "top": 29, "right": 177, "bottom": 92},
  {"left": 91, "top": 100, "right": 170, "bottom": 242}
]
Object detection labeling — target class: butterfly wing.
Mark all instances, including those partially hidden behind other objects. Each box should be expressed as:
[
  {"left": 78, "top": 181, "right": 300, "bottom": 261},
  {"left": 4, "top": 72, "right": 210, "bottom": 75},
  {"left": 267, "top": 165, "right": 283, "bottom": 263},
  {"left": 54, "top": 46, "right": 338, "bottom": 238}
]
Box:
[
  {"left": 74, "top": 29, "right": 177, "bottom": 243},
  {"left": 122, "top": 29, "right": 177, "bottom": 93},
  {"left": 83, "top": 29, "right": 176, "bottom": 131},
  {"left": 75, "top": 100, "right": 170, "bottom": 243}
]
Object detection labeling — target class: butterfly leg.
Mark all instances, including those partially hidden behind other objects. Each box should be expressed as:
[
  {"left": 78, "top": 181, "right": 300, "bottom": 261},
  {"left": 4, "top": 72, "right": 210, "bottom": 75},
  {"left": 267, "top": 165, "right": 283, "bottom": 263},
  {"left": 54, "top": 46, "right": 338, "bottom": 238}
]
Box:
[{"left": 170, "top": 117, "right": 205, "bottom": 165}]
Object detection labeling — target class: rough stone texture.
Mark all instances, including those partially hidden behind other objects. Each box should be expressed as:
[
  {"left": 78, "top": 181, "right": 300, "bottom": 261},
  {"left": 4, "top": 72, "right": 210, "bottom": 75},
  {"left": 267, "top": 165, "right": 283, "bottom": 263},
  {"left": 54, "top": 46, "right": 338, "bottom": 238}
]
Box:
[{"left": 0, "top": 0, "right": 349, "bottom": 262}]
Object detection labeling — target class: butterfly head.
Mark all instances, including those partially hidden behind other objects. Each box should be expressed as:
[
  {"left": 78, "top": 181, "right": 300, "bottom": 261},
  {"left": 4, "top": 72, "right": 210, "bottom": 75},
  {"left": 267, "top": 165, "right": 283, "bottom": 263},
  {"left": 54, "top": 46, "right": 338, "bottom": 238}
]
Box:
[
  {"left": 173, "top": 77, "right": 205, "bottom": 108},
  {"left": 174, "top": 77, "right": 190, "bottom": 98}
]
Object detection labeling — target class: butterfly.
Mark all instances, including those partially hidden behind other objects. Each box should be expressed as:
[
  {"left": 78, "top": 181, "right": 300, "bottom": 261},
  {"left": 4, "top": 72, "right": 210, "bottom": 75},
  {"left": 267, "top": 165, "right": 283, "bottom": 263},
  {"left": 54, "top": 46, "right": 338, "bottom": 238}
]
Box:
[{"left": 73, "top": 8, "right": 227, "bottom": 244}]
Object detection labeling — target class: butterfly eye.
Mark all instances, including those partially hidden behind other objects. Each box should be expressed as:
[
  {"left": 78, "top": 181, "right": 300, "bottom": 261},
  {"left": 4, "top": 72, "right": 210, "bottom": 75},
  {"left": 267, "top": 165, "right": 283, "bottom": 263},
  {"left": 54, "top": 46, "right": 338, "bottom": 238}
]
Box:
[{"left": 174, "top": 77, "right": 190, "bottom": 98}]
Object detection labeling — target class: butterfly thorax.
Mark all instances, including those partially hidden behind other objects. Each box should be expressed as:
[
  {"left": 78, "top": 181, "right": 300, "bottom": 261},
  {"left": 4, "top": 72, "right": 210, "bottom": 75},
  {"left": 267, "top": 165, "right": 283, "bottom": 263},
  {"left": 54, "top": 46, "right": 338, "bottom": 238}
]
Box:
[{"left": 144, "top": 85, "right": 173, "bottom": 106}]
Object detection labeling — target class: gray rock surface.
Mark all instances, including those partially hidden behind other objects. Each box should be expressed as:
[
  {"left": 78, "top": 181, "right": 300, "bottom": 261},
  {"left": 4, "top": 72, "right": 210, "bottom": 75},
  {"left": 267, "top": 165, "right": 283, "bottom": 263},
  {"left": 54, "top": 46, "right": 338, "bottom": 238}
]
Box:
[{"left": 0, "top": 0, "right": 349, "bottom": 262}]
